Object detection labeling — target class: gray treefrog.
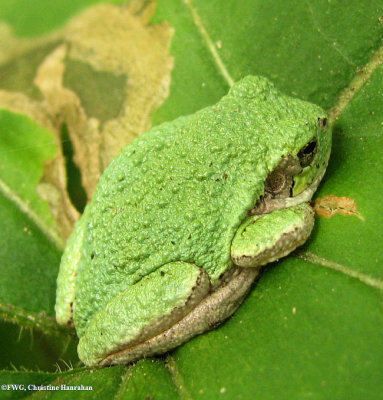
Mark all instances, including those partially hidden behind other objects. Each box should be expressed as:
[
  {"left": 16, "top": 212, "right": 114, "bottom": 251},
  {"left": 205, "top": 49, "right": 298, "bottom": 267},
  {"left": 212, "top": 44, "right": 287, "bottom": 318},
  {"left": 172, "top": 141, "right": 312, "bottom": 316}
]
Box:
[{"left": 55, "top": 76, "right": 331, "bottom": 366}]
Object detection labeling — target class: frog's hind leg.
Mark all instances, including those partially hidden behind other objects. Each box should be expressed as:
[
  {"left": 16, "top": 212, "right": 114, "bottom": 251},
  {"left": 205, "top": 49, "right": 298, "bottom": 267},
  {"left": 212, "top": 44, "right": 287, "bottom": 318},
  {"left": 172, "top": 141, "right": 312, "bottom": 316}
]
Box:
[
  {"left": 100, "top": 266, "right": 258, "bottom": 366},
  {"left": 55, "top": 206, "right": 90, "bottom": 326},
  {"left": 103, "top": 201, "right": 314, "bottom": 367},
  {"left": 77, "top": 261, "right": 211, "bottom": 366},
  {"left": 231, "top": 203, "right": 315, "bottom": 269}
]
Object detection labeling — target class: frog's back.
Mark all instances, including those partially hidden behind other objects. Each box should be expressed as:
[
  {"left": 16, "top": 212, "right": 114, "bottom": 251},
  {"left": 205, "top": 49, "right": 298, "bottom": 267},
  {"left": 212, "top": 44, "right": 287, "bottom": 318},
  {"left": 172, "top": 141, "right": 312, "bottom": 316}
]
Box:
[{"left": 75, "top": 76, "right": 323, "bottom": 332}]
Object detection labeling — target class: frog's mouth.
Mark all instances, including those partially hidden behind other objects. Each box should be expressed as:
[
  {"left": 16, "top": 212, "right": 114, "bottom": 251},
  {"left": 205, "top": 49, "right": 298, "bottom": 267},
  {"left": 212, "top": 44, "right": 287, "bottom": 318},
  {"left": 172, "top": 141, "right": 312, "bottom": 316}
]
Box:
[{"left": 249, "top": 144, "right": 330, "bottom": 216}]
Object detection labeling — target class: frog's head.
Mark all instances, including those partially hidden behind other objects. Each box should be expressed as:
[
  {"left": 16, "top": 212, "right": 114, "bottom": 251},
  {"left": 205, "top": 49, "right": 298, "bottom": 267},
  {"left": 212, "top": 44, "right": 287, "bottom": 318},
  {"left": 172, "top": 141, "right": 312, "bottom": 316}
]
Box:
[
  {"left": 234, "top": 76, "right": 332, "bottom": 215},
  {"left": 289, "top": 115, "right": 331, "bottom": 196}
]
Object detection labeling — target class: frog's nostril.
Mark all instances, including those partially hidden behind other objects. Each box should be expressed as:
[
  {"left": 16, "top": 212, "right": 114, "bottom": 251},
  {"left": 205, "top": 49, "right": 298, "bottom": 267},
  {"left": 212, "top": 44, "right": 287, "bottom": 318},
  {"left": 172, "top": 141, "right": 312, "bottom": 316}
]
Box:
[{"left": 318, "top": 117, "right": 327, "bottom": 129}]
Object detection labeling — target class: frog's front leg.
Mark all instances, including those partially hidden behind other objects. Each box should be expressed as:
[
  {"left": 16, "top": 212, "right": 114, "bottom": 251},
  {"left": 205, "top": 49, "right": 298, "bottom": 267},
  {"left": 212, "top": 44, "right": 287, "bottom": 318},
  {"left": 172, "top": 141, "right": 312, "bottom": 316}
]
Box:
[
  {"left": 77, "top": 262, "right": 210, "bottom": 366},
  {"left": 231, "top": 203, "right": 314, "bottom": 268}
]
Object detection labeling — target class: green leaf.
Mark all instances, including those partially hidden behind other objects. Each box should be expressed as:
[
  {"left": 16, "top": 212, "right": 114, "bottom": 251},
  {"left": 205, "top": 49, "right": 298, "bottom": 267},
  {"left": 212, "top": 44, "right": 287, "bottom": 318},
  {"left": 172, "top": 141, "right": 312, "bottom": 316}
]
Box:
[
  {"left": 0, "top": 360, "right": 178, "bottom": 399},
  {"left": 0, "top": 110, "right": 64, "bottom": 323},
  {"left": 309, "top": 65, "right": 383, "bottom": 280},
  {"left": 152, "top": 0, "right": 383, "bottom": 119},
  {"left": 0, "top": 0, "right": 382, "bottom": 399},
  {"left": 0, "top": 321, "right": 78, "bottom": 372},
  {"left": 120, "top": 358, "right": 180, "bottom": 400},
  {"left": 0, "top": 366, "right": 127, "bottom": 399},
  {"left": 0, "top": 110, "right": 62, "bottom": 247}
]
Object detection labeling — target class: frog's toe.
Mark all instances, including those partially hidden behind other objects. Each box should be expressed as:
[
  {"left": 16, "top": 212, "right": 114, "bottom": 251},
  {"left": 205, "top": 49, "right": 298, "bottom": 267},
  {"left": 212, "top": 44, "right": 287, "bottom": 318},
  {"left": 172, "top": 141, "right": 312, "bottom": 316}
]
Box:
[
  {"left": 77, "top": 262, "right": 210, "bottom": 366},
  {"left": 231, "top": 203, "right": 314, "bottom": 268}
]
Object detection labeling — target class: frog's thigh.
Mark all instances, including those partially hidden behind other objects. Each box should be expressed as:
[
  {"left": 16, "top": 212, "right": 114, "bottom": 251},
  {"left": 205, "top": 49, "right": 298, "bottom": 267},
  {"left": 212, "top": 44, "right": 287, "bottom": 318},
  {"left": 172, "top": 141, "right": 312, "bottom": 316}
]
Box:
[
  {"left": 77, "top": 262, "right": 210, "bottom": 366},
  {"left": 101, "top": 266, "right": 258, "bottom": 366},
  {"left": 55, "top": 208, "right": 89, "bottom": 326},
  {"left": 231, "top": 203, "right": 315, "bottom": 268}
]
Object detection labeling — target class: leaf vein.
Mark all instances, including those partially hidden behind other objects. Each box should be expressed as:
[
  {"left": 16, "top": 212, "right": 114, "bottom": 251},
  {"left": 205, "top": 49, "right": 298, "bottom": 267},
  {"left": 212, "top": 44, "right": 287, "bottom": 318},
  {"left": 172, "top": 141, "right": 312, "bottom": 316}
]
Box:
[
  {"left": 0, "top": 178, "right": 64, "bottom": 250},
  {"left": 0, "top": 302, "right": 75, "bottom": 337},
  {"left": 165, "top": 355, "right": 193, "bottom": 400},
  {"left": 182, "top": 0, "right": 234, "bottom": 88},
  {"left": 305, "top": 0, "right": 356, "bottom": 68},
  {"left": 328, "top": 43, "right": 383, "bottom": 123},
  {"left": 296, "top": 251, "right": 383, "bottom": 291}
]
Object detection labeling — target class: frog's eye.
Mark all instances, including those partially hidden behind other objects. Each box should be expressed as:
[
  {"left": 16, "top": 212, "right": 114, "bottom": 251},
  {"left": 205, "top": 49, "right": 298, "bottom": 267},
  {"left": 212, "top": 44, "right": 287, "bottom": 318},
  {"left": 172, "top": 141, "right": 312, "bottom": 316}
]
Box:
[{"left": 298, "top": 139, "right": 317, "bottom": 168}]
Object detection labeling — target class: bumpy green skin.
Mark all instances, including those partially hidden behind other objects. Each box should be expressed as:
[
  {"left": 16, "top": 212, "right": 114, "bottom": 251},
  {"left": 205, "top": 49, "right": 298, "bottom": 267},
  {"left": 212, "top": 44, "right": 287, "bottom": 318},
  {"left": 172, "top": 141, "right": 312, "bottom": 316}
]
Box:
[
  {"left": 55, "top": 211, "right": 87, "bottom": 326},
  {"left": 72, "top": 76, "right": 328, "bottom": 337},
  {"left": 56, "top": 76, "right": 331, "bottom": 365},
  {"left": 77, "top": 262, "right": 207, "bottom": 364},
  {"left": 232, "top": 203, "right": 314, "bottom": 258}
]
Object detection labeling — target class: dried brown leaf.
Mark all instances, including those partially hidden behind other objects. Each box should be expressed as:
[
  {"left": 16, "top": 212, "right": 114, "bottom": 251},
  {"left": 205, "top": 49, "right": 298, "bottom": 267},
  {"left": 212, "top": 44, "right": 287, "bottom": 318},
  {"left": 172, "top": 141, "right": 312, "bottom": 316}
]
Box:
[{"left": 313, "top": 195, "right": 364, "bottom": 220}]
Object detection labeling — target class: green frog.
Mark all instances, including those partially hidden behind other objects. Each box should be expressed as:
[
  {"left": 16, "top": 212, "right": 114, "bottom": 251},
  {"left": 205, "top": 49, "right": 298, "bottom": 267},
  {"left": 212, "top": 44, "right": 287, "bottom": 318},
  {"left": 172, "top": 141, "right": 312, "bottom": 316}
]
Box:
[{"left": 55, "top": 76, "right": 331, "bottom": 366}]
